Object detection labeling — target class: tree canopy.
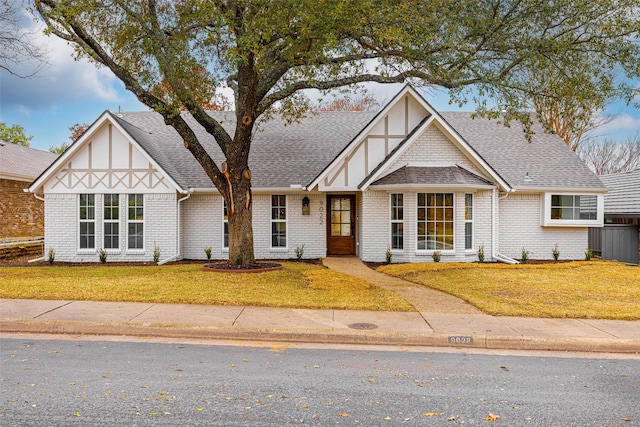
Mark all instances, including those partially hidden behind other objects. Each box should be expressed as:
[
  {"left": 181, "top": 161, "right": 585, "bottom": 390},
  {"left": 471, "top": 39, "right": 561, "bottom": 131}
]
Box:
[
  {"left": 49, "top": 122, "right": 89, "bottom": 154},
  {"left": 34, "top": 0, "right": 640, "bottom": 265},
  {"left": 0, "top": 122, "right": 32, "bottom": 146}
]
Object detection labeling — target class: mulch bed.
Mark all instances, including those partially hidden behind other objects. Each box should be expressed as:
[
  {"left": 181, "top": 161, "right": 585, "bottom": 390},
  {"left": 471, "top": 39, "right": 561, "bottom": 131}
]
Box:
[
  {"left": 203, "top": 262, "right": 283, "bottom": 273},
  {"left": 0, "top": 255, "right": 320, "bottom": 269}
]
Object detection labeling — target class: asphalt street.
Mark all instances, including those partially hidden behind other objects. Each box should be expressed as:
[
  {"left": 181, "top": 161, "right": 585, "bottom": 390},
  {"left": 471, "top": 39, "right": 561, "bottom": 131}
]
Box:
[{"left": 1, "top": 336, "right": 638, "bottom": 426}]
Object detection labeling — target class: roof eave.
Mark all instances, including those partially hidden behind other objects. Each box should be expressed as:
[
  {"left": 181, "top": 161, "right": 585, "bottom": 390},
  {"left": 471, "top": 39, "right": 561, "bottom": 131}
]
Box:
[
  {"left": 512, "top": 185, "right": 608, "bottom": 193},
  {"left": 368, "top": 183, "right": 496, "bottom": 191}
]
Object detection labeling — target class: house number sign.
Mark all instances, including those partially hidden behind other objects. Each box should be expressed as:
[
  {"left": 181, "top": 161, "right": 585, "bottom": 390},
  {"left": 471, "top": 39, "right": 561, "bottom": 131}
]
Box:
[{"left": 448, "top": 336, "right": 473, "bottom": 345}]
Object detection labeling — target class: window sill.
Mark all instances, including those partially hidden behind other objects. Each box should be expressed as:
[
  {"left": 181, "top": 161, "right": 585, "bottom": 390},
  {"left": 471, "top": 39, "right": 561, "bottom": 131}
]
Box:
[
  {"left": 542, "top": 220, "right": 602, "bottom": 227},
  {"left": 415, "top": 250, "right": 455, "bottom": 256},
  {"left": 269, "top": 248, "right": 288, "bottom": 253}
]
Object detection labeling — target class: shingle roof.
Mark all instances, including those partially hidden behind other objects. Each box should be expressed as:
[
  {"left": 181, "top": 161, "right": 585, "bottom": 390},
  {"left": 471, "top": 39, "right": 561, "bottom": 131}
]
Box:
[
  {"left": 0, "top": 141, "right": 58, "bottom": 181},
  {"left": 371, "top": 166, "right": 494, "bottom": 188},
  {"left": 439, "top": 112, "right": 606, "bottom": 191},
  {"left": 110, "top": 106, "right": 605, "bottom": 193},
  {"left": 115, "top": 110, "right": 377, "bottom": 190},
  {"left": 599, "top": 169, "right": 640, "bottom": 214}
]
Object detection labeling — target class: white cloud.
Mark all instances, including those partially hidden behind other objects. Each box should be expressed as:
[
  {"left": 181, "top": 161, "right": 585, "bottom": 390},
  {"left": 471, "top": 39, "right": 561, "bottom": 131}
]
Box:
[
  {"left": 592, "top": 112, "right": 640, "bottom": 139},
  {"left": 1, "top": 13, "right": 123, "bottom": 116}
]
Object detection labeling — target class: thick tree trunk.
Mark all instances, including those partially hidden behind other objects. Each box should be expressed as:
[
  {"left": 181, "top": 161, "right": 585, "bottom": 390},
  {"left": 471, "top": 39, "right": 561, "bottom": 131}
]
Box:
[
  {"left": 223, "top": 119, "right": 255, "bottom": 266},
  {"left": 225, "top": 173, "right": 255, "bottom": 266}
]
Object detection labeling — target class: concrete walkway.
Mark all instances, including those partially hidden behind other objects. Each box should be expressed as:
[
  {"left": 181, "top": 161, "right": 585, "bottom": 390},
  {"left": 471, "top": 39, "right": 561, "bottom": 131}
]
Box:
[
  {"left": 322, "top": 256, "right": 482, "bottom": 314},
  {"left": 1, "top": 257, "right": 639, "bottom": 354}
]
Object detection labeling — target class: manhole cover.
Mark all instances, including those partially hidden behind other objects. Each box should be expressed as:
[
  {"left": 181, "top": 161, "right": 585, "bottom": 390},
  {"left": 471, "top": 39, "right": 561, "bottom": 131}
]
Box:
[{"left": 348, "top": 323, "right": 378, "bottom": 330}]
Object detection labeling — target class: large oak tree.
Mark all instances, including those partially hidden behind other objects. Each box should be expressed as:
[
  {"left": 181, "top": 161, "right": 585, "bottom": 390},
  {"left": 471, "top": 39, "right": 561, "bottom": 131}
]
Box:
[{"left": 34, "top": 0, "right": 640, "bottom": 265}]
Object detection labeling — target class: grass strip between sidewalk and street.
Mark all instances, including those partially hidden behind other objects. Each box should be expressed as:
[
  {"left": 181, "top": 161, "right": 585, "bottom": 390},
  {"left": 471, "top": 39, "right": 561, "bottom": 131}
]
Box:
[
  {"left": 377, "top": 261, "right": 640, "bottom": 320},
  {"left": 0, "top": 262, "right": 414, "bottom": 312}
]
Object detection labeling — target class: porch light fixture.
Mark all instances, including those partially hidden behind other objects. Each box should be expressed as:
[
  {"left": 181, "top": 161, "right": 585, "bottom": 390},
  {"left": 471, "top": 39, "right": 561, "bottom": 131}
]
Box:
[{"left": 302, "top": 196, "right": 310, "bottom": 215}]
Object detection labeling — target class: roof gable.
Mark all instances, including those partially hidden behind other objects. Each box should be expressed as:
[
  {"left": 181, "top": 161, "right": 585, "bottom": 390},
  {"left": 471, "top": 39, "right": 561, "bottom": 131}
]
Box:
[
  {"left": 357, "top": 92, "right": 511, "bottom": 192},
  {"left": 309, "top": 85, "right": 436, "bottom": 191},
  {"left": 29, "top": 112, "right": 183, "bottom": 194}
]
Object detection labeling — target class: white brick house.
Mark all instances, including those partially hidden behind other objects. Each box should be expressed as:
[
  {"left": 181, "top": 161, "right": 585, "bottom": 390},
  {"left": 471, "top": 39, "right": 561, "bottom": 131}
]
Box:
[{"left": 28, "top": 86, "right": 606, "bottom": 263}]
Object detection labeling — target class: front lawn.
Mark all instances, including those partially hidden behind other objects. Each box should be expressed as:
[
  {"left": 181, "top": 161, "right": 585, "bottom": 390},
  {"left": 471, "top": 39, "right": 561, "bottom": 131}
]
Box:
[
  {"left": 0, "top": 262, "right": 414, "bottom": 312},
  {"left": 377, "top": 261, "right": 640, "bottom": 320}
]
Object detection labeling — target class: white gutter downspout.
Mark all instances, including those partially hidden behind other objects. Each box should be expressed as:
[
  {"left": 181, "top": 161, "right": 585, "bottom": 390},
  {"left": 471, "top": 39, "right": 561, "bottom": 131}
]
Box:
[
  {"left": 493, "top": 189, "right": 519, "bottom": 264},
  {"left": 158, "top": 190, "right": 192, "bottom": 265}
]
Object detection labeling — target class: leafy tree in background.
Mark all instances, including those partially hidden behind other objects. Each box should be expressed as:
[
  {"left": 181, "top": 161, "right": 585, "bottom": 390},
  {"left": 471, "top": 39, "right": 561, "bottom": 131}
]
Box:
[
  {"left": 34, "top": 0, "right": 640, "bottom": 266},
  {"left": 0, "top": 122, "right": 32, "bottom": 146},
  {"left": 316, "top": 95, "right": 380, "bottom": 112},
  {"left": 49, "top": 122, "right": 89, "bottom": 154},
  {"left": 528, "top": 68, "right": 616, "bottom": 152}
]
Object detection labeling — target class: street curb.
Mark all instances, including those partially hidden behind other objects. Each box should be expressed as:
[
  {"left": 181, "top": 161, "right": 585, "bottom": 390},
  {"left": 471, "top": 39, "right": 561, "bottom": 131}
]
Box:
[{"left": 2, "top": 319, "right": 639, "bottom": 354}]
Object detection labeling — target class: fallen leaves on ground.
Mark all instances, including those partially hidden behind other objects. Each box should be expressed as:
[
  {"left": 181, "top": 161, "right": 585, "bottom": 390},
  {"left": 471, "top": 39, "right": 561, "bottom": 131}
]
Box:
[{"left": 483, "top": 412, "right": 501, "bottom": 421}]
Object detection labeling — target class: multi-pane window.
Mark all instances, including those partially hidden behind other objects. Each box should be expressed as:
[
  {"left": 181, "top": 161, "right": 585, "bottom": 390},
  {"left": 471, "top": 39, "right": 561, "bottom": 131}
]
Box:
[
  {"left": 417, "top": 193, "right": 454, "bottom": 251},
  {"left": 128, "top": 194, "right": 144, "bottom": 250},
  {"left": 103, "top": 194, "right": 119, "bottom": 250},
  {"left": 464, "top": 193, "right": 473, "bottom": 250},
  {"left": 223, "top": 199, "right": 229, "bottom": 249},
  {"left": 271, "top": 195, "right": 286, "bottom": 248},
  {"left": 551, "top": 195, "right": 597, "bottom": 220},
  {"left": 79, "top": 194, "right": 95, "bottom": 249},
  {"left": 390, "top": 194, "right": 404, "bottom": 250},
  {"left": 330, "top": 197, "right": 351, "bottom": 237}
]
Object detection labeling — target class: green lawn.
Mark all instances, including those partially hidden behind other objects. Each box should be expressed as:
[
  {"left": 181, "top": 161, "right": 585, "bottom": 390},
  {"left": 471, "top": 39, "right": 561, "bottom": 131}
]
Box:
[
  {"left": 377, "top": 261, "right": 640, "bottom": 320},
  {"left": 0, "top": 262, "right": 414, "bottom": 312}
]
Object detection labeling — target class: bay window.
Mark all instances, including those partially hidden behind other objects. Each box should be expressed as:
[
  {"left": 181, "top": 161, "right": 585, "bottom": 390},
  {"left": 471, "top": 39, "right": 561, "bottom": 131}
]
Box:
[{"left": 417, "top": 193, "right": 454, "bottom": 251}]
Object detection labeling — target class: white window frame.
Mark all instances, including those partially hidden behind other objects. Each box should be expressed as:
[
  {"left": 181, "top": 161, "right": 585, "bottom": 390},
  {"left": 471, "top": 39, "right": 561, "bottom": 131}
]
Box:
[
  {"left": 103, "top": 194, "right": 120, "bottom": 253},
  {"left": 270, "top": 195, "right": 287, "bottom": 251},
  {"left": 78, "top": 193, "right": 96, "bottom": 252},
  {"left": 541, "top": 193, "right": 604, "bottom": 227},
  {"left": 464, "top": 193, "right": 473, "bottom": 251},
  {"left": 127, "top": 194, "right": 145, "bottom": 252},
  {"left": 416, "top": 192, "right": 455, "bottom": 254},
  {"left": 222, "top": 198, "right": 229, "bottom": 252},
  {"left": 390, "top": 193, "right": 404, "bottom": 251}
]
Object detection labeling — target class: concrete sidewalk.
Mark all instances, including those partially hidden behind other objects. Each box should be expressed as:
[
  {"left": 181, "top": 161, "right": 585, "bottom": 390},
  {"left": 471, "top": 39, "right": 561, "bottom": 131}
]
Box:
[
  {"left": 1, "top": 298, "right": 639, "bottom": 353},
  {"left": 1, "top": 257, "right": 639, "bottom": 353}
]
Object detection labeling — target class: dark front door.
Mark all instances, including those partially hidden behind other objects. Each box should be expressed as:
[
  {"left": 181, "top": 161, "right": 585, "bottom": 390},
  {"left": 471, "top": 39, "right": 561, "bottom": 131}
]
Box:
[{"left": 327, "top": 195, "right": 356, "bottom": 255}]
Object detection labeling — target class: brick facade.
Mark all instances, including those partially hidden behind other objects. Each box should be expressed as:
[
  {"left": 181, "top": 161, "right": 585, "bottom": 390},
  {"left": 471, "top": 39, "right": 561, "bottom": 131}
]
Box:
[
  {"left": 0, "top": 178, "right": 45, "bottom": 240},
  {"left": 181, "top": 192, "right": 327, "bottom": 260},
  {"left": 498, "top": 193, "right": 588, "bottom": 260},
  {"left": 360, "top": 189, "right": 492, "bottom": 263},
  {"left": 44, "top": 193, "right": 178, "bottom": 263}
]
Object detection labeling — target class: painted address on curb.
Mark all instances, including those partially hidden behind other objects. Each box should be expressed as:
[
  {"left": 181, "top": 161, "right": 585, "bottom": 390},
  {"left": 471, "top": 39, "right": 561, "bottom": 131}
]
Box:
[{"left": 448, "top": 336, "right": 473, "bottom": 345}]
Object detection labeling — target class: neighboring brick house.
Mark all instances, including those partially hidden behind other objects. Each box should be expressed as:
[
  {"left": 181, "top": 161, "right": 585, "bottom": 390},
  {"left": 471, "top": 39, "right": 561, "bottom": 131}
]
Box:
[
  {"left": 28, "top": 85, "right": 606, "bottom": 263},
  {"left": 0, "top": 142, "right": 58, "bottom": 241}
]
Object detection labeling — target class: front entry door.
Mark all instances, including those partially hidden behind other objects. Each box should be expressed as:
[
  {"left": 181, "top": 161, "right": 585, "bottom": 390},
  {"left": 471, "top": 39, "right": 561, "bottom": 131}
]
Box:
[{"left": 327, "top": 195, "right": 356, "bottom": 255}]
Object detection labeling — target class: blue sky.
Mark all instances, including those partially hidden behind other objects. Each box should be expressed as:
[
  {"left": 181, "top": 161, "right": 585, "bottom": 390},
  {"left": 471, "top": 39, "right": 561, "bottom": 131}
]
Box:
[{"left": 1, "top": 8, "right": 639, "bottom": 153}]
